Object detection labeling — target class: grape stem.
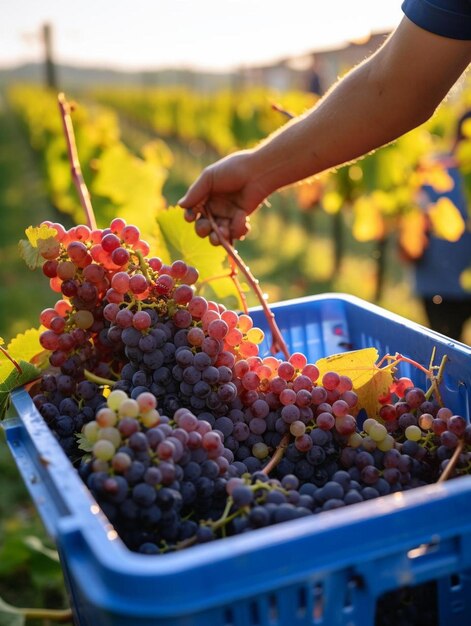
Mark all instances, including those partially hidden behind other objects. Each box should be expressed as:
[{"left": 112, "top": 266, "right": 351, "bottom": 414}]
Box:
[
  {"left": 203, "top": 208, "right": 290, "bottom": 359},
  {"left": 84, "top": 368, "right": 116, "bottom": 387},
  {"left": 57, "top": 93, "right": 97, "bottom": 230},
  {"left": 134, "top": 250, "right": 151, "bottom": 282},
  {"left": 380, "top": 352, "right": 447, "bottom": 407},
  {"left": 261, "top": 433, "right": 291, "bottom": 475},
  {"left": 438, "top": 439, "right": 465, "bottom": 483},
  {"left": 228, "top": 256, "right": 249, "bottom": 315}
]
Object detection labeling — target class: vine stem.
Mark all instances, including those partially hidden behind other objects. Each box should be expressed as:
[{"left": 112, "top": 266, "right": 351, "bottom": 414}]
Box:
[
  {"left": 203, "top": 209, "right": 290, "bottom": 359},
  {"left": 261, "top": 433, "right": 291, "bottom": 475},
  {"left": 57, "top": 93, "right": 97, "bottom": 230},
  {"left": 9, "top": 606, "right": 72, "bottom": 622},
  {"left": 438, "top": 439, "right": 465, "bottom": 483},
  {"left": 0, "top": 345, "right": 22, "bottom": 374},
  {"left": 228, "top": 256, "right": 249, "bottom": 315}
]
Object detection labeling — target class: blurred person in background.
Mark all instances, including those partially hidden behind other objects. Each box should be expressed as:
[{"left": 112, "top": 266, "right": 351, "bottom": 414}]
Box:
[
  {"left": 401, "top": 110, "right": 471, "bottom": 342},
  {"left": 179, "top": 1, "right": 471, "bottom": 341},
  {"left": 306, "top": 55, "right": 323, "bottom": 97}
]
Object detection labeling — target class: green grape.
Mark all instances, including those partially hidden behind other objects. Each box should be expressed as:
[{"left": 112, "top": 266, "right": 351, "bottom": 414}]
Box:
[
  {"left": 362, "top": 418, "right": 377, "bottom": 434},
  {"left": 252, "top": 442, "right": 269, "bottom": 459},
  {"left": 92, "top": 439, "right": 116, "bottom": 461},
  {"left": 74, "top": 309, "right": 94, "bottom": 329},
  {"left": 83, "top": 420, "right": 99, "bottom": 443},
  {"left": 377, "top": 434, "right": 395, "bottom": 451},
  {"left": 348, "top": 432, "right": 363, "bottom": 448},
  {"left": 107, "top": 390, "right": 129, "bottom": 411},
  {"left": 369, "top": 423, "right": 388, "bottom": 442},
  {"left": 118, "top": 398, "right": 140, "bottom": 418},
  {"left": 141, "top": 409, "right": 160, "bottom": 428},
  {"left": 405, "top": 425, "right": 422, "bottom": 442},
  {"left": 98, "top": 427, "right": 122, "bottom": 448}
]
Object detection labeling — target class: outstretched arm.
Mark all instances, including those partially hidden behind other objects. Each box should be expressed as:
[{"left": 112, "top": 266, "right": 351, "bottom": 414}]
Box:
[{"left": 179, "top": 17, "right": 471, "bottom": 241}]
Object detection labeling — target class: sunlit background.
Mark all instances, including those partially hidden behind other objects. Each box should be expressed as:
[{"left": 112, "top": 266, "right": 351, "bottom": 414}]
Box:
[
  {"left": 1, "top": 2, "right": 471, "bottom": 622},
  {"left": 3, "top": 0, "right": 402, "bottom": 71}
]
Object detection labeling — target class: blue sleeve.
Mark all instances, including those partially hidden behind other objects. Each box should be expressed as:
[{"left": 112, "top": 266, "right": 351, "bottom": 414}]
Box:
[{"left": 402, "top": 0, "right": 471, "bottom": 39}]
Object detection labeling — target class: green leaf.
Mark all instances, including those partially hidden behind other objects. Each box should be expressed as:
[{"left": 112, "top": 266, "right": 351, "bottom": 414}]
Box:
[
  {"left": 6, "top": 328, "right": 44, "bottom": 366},
  {"left": 0, "top": 597, "right": 24, "bottom": 626},
  {"left": 76, "top": 432, "right": 94, "bottom": 453},
  {"left": 18, "top": 239, "right": 43, "bottom": 271},
  {"left": 24, "top": 225, "right": 58, "bottom": 247},
  {"left": 18, "top": 225, "right": 59, "bottom": 270},
  {"left": 0, "top": 361, "right": 41, "bottom": 419},
  {"left": 157, "top": 207, "right": 242, "bottom": 305},
  {"left": 157, "top": 207, "right": 226, "bottom": 279}
]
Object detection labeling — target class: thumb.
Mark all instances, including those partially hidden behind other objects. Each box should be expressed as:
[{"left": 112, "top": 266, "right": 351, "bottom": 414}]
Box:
[{"left": 178, "top": 170, "right": 212, "bottom": 208}]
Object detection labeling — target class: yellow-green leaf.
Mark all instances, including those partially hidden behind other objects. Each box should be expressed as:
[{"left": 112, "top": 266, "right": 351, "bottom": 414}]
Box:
[
  {"left": 0, "top": 361, "right": 41, "bottom": 418},
  {"left": 18, "top": 239, "right": 43, "bottom": 270},
  {"left": 428, "top": 197, "right": 465, "bottom": 242},
  {"left": 352, "top": 197, "right": 385, "bottom": 242},
  {"left": 7, "top": 328, "right": 44, "bottom": 365},
  {"left": 460, "top": 267, "right": 471, "bottom": 292},
  {"left": 0, "top": 329, "right": 48, "bottom": 383},
  {"left": 24, "top": 224, "right": 58, "bottom": 247},
  {"left": 315, "top": 347, "right": 393, "bottom": 418},
  {"left": 398, "top": 209, "right": 428, "bottom": 260},
  {"left": 157, "top": 207, "right": 242, "bottom": 305}
]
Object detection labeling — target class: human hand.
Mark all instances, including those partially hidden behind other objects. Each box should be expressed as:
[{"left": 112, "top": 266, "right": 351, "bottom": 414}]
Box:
[{"left": 178, "top": 149, "right": 269, "bottom": 244}]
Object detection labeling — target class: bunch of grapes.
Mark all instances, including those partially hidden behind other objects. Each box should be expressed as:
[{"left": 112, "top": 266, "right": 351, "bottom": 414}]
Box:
[{"left": 28, "top": 219, "right": 471, "bottom": 557}]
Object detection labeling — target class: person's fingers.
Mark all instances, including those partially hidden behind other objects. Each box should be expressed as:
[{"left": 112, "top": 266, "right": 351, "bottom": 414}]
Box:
[
  {"left": 183, "top": 208, "right": 198, "bottom": 223},
  {"left": 204, "top": 199, "right": 241, "bottom": 221},
  {"left": 178, "top": 169, "right": 212, "bottom": 208},
  {"left": 227, "top": 209, "right": 249, "bottom": 240},
  {"left": 194, "top": 217, "right": 212, "bottom": 238}
]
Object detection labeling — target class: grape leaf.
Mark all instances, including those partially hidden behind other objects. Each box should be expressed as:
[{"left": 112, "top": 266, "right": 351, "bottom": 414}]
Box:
[
  {"left": 18, "top": 225, "right": 59, "bottom": 270},
  {"left": 352, "top": 197, "right": 385, "bottom": 242},
  {"left": 428, "top": 197, "right": 465, "bottom": 242},
  {"left": 398, "top": 209, "right": 428, "bottom": 260},
  {"left": 6, "top": 328, "right": 44, "bottom": 366},
  {"left": 157, "top": 207, "right": 242, "bottom": 304},
  {"left": 0, "top": 329, "right": 48, "bottom": 384},
  {"left": 0, "top": 361, "right": 41, "bottom": 419},
  {"left": 24, "top": 225, "right": 58, "bottom": 247},
  {"left": 76, "top": 432, "right": 94, "bottom": 453},
  {"left": 460, "top": 267, "right": 471, "bottom": 292},
  {"left": 90, "top": 142, "right": 170, "bottom": 255},
  {"left": 315, "top": 347, "right": 393, "bottom": 419},
  {"left": 18, "top": 239, "right": 44, "bottom": 270},
  {"left": 418, "top": 161, "right": 455, "bottom": 193}
]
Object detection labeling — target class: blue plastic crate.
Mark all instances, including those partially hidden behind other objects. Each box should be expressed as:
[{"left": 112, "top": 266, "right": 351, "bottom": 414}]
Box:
[{"left": 3, "top": 293, "right": 471, "bottom": 626}]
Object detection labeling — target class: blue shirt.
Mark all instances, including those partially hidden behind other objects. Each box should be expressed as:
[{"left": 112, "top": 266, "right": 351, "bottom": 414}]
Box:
[
  {"left": 414, "top": 164, "right": 471, "bottom": 297},
  {"left": 402, "top": 0, "right": 471, "bottom": 39}
]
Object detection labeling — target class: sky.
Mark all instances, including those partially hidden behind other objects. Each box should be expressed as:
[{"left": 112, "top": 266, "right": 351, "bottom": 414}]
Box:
[{"left": 2, "top": 0, "right": 404, "bottom": 72}]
